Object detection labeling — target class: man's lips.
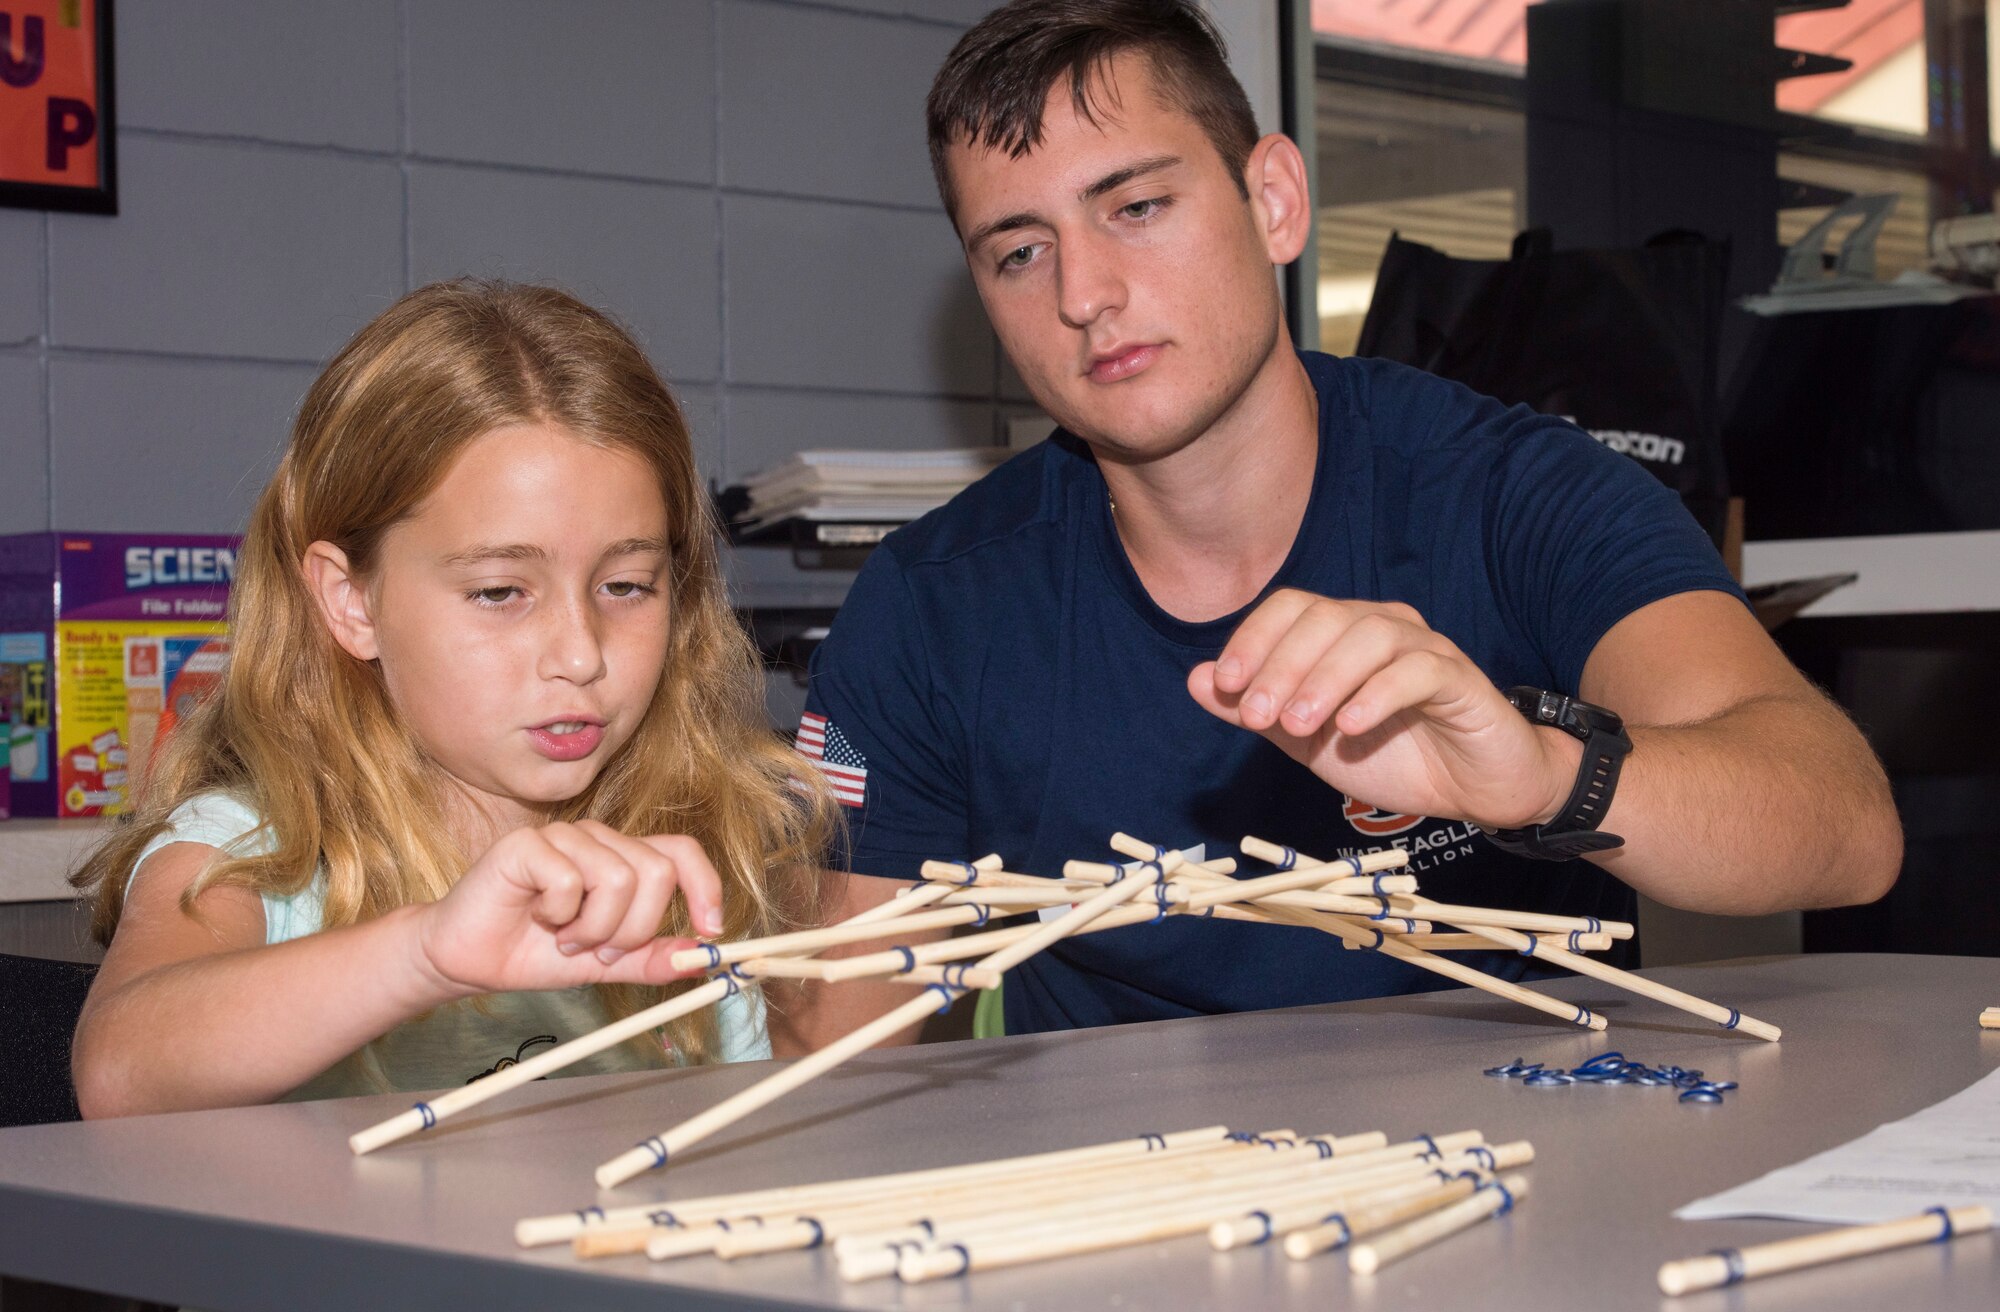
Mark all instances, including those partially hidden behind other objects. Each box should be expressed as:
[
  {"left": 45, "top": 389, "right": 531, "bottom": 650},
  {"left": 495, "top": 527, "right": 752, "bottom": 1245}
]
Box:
[
  {"left": 526, "top": 720, "right": 605, "bottom": 762},
  {"left": 1087, "top": 343, "right": 1162, "bottom": 383}
]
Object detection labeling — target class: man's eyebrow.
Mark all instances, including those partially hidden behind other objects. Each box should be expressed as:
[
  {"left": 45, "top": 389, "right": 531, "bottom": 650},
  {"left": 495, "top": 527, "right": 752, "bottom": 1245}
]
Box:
[
  {"left": 1078, "top": 153, "right": 1182, "bottom": 203},
  {"left": 963, "top": 154, "right": 1185, "bottom": 253}
]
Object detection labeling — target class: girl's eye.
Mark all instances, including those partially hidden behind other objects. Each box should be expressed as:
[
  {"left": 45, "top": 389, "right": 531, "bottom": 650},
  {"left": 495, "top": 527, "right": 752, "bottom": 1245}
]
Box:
[
  {"left": 602, "top": 580, "right": 658, "bottom": 600},
  {"left": 467, "top": 585, "right": 520, "bottom": 607}
]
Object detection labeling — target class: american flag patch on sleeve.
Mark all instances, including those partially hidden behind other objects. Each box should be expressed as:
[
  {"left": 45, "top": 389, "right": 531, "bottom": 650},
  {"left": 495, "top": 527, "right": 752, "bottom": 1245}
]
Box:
[{"left": 795, "top": 712, "right": 868, "bottom": 808}]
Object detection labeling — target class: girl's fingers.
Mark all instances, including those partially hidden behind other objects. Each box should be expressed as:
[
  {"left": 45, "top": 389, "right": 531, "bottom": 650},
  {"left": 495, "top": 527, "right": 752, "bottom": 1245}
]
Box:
[
  {"left": 538, "top": 824, "right": 639, "bottom": 956},
  {"left": 638, "top": 834, "right": 726, "bottom": 938},
  {"left": 602, "top": 936, "right": 706, "bottom": 986},
  {"left": 517, "top": 833, "right": 588, "bottom": 930},
  {"left": 579, "top": 823, "right": 682, "bottom": 960}
]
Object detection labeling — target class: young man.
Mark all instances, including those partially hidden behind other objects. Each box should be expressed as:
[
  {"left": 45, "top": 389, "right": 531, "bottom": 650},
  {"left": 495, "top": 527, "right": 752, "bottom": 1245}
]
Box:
[{"left": 772, "top": 0, "right": 1898, "bottom": 1047}]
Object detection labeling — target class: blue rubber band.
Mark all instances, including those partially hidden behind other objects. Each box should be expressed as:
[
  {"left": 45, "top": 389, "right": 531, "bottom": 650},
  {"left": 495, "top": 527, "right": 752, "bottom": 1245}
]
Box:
[
  {"left": 1278, "top": 845, "right": 1297, "bottom": 871},
  {"left": 1568, "top": 930, "right": 1583, "bottom": 952},
  {"left": 1372, "top": 872, "right": 1389, "bottom": 896},
  {"left": 1518, "top": 939, "right": 1537, "bottom": 956},
  {"left": 1367, "top": 928, "right": 1385, "bottom": 948},
  {"left": 574, "top": 1205, "right": 604, "bottom": 1224},
  {"left": 699, "top": 943, "right": 722, "bottom": 968},
  {"left": 1319, "top": 1213, "right": 1352, "bottom": 1246},
  {"left": 966, "top": 902, "right": 990, "bottom": 927},
  {"left": 1346, "top": 855, "right": 1363, "bottom": 876},
  {"left": 951, "top": 860, "right": 980, "bottom": 886},
  {"left": 1928, "top": 1206, "right": 1955, "bottom": 1241},
  {"left": 801, "top": 1217, "right": 825, "bottom": 1248},
  {"left": 1573, "top": 1004, "right": 1594, "bottom": 1027},
  {"left": 1489, "top": 1180, "right": 1518, "bottom": 1216},
  {"left": 1247, "top": 1209, "right": 1274, "bottom": 1244},
  {"left": 1470, "top": 1145, "right": 1496, "bottom": 1170},
  {"left": 916, "top": 1218, "right": 935, "bottom": 1237},
  {"left": 1416, "top": 1133, "right": 1440, "bottom": 1159},
  {"left": 1152, "top": 881, "right": 1172, "bottom": 923},
  {"left": 720, "top": 974, "right": 741, "bottom": 999},
  {"left": 714, "top": 1218, "right": 732, "bottom": 1233},
  {"left": 647, "top": 1208, "right": 679, "bottom": 1228},
  {"left": 947, "top": 1243, "right": 972, "bottom": 1277},
  {"left": 1709, "top": 1247, "right": 1746, "bottom": 1286},
  {"left": 893, "top": 946, "right": 916, "bottom": 973},
  {"left": 924, "top": 982, "right": 961, "bottom": 1014},
  {"left": 1586, "top": 917, "right": 1601, "bottom": 933},
  {"left": 638, "top": 1136, "right": 668, "bottom": 1168},
  {"left": 413, "top": 1101, "right": 436, "bottom": 1130},
  {"left": 1369, "top": 896, "right": 1391, "bottom": 921},
  {"left": 1721, "top": 1008, "right": 1741, "bottom": 1030},
  {"left": 1306, "top": 1136, "right": 1333, "bottom": 1159}
]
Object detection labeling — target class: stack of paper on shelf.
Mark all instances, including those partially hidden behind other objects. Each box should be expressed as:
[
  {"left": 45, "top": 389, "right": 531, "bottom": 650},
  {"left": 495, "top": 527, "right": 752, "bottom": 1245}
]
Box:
[{"left": 735, "top": 448, "right": 1011, "bottom": 532}]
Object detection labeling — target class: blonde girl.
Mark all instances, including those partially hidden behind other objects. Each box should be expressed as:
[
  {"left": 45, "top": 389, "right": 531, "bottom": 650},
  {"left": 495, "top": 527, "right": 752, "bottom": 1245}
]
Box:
[{"left": 70, "top": 280, "right": 833, "bottom": 1116}]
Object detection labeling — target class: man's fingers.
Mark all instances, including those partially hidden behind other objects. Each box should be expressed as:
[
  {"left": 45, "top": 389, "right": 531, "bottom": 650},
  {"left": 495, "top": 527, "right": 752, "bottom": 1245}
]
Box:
[
  {"left": 1272, "top": 613, "right": 1428, "bottom": 738},
  {"left": 1210, "top": 589, "right": 1322, "bottom": 694},
  {"left": 639, "top": 834, "right": 726, "bottom": 939},
  {"left": 1337, "top": 649, "right": 1460, "bottom": 737}
]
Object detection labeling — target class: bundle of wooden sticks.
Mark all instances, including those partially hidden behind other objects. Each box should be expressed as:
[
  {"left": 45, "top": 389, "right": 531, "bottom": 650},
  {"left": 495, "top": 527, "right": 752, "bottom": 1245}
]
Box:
[
  {"left": 350, "top": 832, "right": 1778, "bottom": 1225},
  {"left": 514, "top": 1124, "right": 1534, "bottom": 1281}
]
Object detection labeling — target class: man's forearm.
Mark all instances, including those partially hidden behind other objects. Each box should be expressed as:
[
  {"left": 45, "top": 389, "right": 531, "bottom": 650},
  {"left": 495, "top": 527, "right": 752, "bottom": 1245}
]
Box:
[{"left": 1587, "top": 690, "right": 1901, "bottom": 914}]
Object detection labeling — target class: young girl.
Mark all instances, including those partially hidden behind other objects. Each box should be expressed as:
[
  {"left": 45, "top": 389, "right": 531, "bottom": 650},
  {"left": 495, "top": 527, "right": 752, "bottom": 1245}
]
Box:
[{"left": 70, "top": 280, "right": 835, "bottom": 1116}]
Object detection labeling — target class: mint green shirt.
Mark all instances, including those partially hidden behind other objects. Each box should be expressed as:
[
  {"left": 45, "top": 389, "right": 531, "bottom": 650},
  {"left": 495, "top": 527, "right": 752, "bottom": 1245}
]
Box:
[{"left": 130, "top": 793, "right": 768, "bottom": 1101}]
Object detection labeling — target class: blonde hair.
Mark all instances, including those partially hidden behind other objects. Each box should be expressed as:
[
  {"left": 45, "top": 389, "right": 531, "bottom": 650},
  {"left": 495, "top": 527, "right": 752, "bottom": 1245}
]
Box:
[{"left": 74, "top": 279, "right": 835, "bottom": 1065}]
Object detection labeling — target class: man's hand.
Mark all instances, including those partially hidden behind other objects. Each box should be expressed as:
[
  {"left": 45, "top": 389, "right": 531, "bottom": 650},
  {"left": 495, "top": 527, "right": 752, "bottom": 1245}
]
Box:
[{"left": 1186, "top": 590, "right": 1576, "bottom": 830}]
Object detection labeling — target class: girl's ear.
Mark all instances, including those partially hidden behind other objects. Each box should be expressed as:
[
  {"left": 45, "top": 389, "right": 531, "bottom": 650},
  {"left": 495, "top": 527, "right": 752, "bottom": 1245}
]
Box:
[{"left": 303, "top": 541, "right": 380, "bottom": 662}]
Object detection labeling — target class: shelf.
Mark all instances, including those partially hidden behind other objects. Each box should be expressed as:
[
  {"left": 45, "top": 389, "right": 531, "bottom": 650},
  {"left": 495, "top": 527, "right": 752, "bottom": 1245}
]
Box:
[{"left": 0, "top": 818, "right": 108, "bottom": 904}]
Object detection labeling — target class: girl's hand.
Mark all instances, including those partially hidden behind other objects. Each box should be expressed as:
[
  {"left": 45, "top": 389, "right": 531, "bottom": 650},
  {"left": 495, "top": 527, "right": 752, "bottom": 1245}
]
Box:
[{"left": 414, "top": 821, "right": 726, "bottom": 996}]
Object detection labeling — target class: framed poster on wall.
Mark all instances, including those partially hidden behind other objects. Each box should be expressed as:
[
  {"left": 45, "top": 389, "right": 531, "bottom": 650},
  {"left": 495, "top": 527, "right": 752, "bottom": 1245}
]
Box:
[{"left": 1, "top": 0, "right": 115, "bottom": 214}]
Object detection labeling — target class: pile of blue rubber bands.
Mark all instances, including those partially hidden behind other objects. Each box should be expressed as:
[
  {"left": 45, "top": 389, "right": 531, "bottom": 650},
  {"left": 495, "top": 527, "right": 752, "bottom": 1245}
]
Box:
[{"left": 1483, "top": 1051, "right": 1738, "bottom": 1104}]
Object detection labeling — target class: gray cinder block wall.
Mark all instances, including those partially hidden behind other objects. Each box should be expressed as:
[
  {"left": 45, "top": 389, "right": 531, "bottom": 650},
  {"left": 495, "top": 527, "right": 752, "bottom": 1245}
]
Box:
[{"left": 0, "top": 0, "right": 1029, "bottom": 555}]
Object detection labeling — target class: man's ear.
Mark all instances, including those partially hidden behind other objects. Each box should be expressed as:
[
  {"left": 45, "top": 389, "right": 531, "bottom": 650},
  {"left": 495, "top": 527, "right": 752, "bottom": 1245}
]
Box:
[
  {"left": 1244, "top": 132, "right": 1312, "bottom": 267},
  {"left": 302, "top": 541, "right": 380, "bottom": 662}
]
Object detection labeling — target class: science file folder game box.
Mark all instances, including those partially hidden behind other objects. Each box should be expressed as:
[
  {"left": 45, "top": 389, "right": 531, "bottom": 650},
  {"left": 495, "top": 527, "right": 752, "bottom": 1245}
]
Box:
[{"left": 0, "top": 533, "right": 236, "bottom": 818}]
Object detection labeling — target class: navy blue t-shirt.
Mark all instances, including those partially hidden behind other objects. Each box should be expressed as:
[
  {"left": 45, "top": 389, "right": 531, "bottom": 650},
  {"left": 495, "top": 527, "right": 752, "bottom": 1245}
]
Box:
[{"left": 802, "top": 352, "right": 1742, "bottom": 1035}]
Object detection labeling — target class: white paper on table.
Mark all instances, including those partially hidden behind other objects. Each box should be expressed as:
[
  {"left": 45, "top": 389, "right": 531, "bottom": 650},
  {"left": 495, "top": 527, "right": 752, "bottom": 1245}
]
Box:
[{"left": 1676, "top": 1063, "right": 2000, "bottom": 1224}]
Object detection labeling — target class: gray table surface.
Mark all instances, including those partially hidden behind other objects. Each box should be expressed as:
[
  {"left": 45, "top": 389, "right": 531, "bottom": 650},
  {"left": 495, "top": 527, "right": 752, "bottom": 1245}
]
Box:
[{"left": 2, "top": 953, "right": 1996, "bottom": 1311}]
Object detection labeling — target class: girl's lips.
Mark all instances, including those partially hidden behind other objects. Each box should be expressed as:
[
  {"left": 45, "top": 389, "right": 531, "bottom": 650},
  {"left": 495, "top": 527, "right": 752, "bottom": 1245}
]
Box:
[
  {"left": 1088, "top": 343, "right": 1162, "bottom": 383},
  {"left": 526, "top": 723, "right": 604, "bottom": 762}
]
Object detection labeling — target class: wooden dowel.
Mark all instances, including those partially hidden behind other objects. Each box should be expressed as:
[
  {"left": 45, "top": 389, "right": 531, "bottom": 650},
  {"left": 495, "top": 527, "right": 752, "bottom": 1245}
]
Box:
[
  {"left": 1348, "top": 1173, "right": 1530, "bottom": 1275},
  {"left": 1980, "top": 1006, "right": 1999, "bottom": 1030},
  {"left": 890, "top": 1145, "right": 1493, "bottom": 1284},
  {"left": 879, "top": 1137, "right": 1498, "bottom": 1258},
  {"left": 731, "top": 956, "right": 1002, "bottom": 990},
  {"left": 1165, "top": 855, "right": 1606, "bottom": 1033},
  {"left": 1207, "top": 1140, "right": 1532, "bottom": 1251},
  {"left": 637, "top": 1131, "right": 1296, "bottom": 1262},
  {"left": 1345, "top": 932, "right": 1612, "bottom": 953},
  {"left": 1387, "top": 896, "right": 1635, "bottom": 941},
  {"left": 596, "top": 852, "right": 1183, "bottom": 1188},
  {"left": 1657, "top": 1205, "right": 1992, "bottom": 1297},
  {"left": 1453, "top": 922, "right": 1780, "bottom": 1042},
  {"left": 1282, "top": 1173, "right": 1482, "bottom": 1259},
  {"left": 354, "top": 867, "right": 972, "bottom": 1158},
  {"left": 520, "top": 1125, "right": 1235, "bottom": 1247},
  {"left": 915, "top": 854, "right": 1002, "bottom": 881},
  {"left": 666, "top": 902, "right": 1001, "bottom": 973}
]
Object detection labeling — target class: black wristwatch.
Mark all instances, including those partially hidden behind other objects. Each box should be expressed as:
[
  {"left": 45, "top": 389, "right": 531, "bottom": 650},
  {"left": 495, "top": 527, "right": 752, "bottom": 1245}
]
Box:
[{"left": 1480, "top": 687, "right": 1631, "bottom": 861}]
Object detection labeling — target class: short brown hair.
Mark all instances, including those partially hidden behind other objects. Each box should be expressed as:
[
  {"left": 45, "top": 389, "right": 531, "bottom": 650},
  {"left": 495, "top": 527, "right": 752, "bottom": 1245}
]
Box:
[{"left": 926, "top": 0, "right": 1260, "bottom": 223}]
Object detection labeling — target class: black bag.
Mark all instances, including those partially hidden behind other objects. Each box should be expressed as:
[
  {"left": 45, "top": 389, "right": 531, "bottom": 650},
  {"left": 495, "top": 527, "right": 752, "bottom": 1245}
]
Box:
[{"left": 1355, "top": 230, "right": 1732, "bottom": 546}]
